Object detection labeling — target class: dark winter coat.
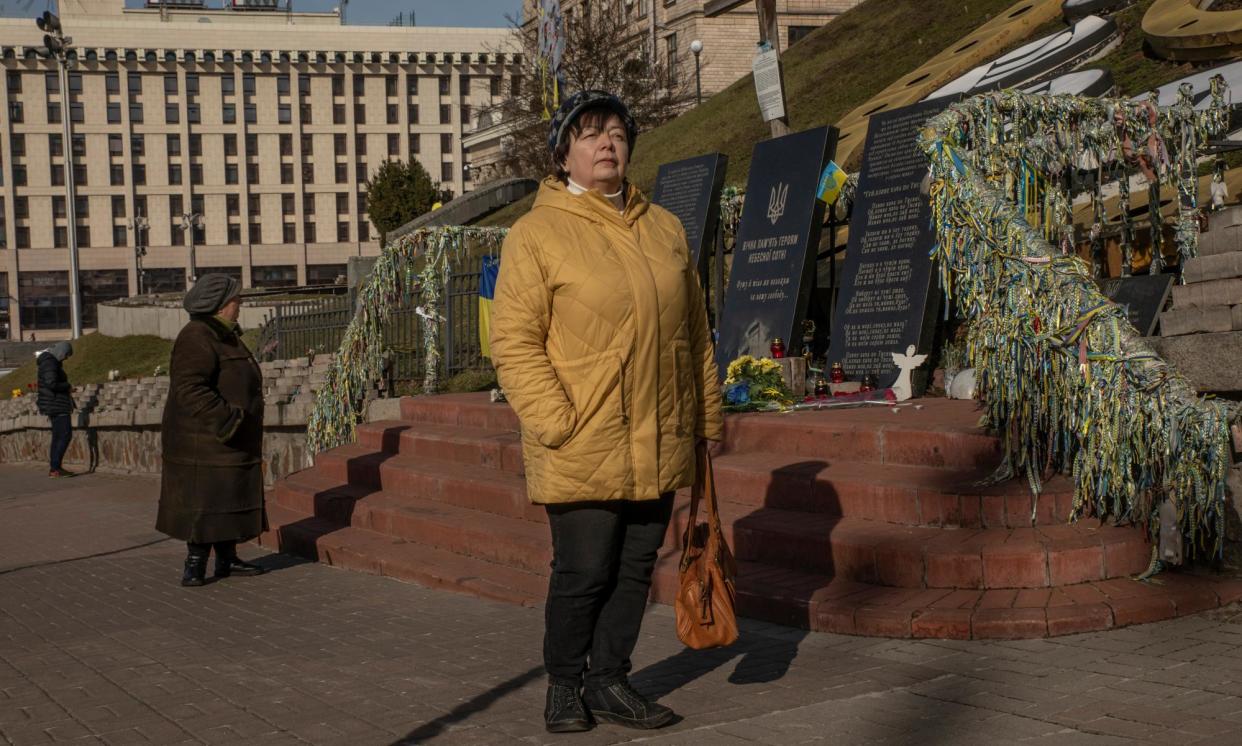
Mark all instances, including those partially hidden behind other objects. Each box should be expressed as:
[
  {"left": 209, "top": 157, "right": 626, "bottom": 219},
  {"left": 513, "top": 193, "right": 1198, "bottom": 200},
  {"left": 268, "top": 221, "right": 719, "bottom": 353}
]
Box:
[
  {"left": 155, "top": 314, "right": 267, "bottom": 543},
  {"left": 36, "top": 349, "right": 73, "bottom": 417}
]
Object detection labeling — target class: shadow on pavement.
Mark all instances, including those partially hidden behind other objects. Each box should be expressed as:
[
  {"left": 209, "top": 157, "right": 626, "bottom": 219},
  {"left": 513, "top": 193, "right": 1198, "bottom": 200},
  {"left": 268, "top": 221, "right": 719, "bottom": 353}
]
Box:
[
  {"left": 0, "top": 536, "right": 173, "bottom": 576},
  {"left": 393, "top": 664, "right": 544, "bottom": 744}
]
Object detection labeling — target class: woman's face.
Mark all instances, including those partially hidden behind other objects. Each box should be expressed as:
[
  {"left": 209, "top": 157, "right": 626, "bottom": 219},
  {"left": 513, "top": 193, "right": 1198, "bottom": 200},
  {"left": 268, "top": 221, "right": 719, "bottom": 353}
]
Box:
[
  {"left": 218, "top": 296, "right": 242, "bottom": 323},
  {"left": 564, "top": 112, "right": 629, "bottom": 193}
]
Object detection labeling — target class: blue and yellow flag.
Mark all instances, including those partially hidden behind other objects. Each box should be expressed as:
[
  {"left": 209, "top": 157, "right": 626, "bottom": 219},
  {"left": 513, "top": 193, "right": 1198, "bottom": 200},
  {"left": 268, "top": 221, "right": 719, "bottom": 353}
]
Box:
[
  {"left": 479, "top": 255, "right": 500, "bottom": 358},
  {"left": 817, "top": 160, "right": 848, "bottom": 206}
]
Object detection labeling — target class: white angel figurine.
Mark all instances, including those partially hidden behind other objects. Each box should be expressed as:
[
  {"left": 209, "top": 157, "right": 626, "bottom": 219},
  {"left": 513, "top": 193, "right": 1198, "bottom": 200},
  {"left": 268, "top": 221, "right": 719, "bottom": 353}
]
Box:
[{"left": 890, "top": 344, "right": 928, "bottom": 401}]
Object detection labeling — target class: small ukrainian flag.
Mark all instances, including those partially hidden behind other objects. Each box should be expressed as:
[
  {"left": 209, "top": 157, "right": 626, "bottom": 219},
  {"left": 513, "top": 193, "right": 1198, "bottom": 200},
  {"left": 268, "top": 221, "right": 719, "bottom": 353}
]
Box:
[
  {"left": 818, "top": 160, "right": 848, "bottom": 206},
  {"left": 479, "top": 255, "right": 500, "bottom": 358}
]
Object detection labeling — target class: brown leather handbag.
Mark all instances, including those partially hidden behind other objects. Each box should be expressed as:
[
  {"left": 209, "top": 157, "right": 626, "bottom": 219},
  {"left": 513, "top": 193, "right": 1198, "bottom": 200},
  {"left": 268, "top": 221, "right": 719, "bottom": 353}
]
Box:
[{"left": 675, "top": 448, "right": 739, "bottom": 650}]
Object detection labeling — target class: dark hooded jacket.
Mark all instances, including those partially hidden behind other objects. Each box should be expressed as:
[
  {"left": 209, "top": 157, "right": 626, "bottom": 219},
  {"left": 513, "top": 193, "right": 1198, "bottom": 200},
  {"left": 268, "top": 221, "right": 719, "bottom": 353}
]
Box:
[
  {"left": 36, "top": 342, "right": 73, "bottom": 417},
  {"left": 155, "top": 314, "right": 267, "bottom": 543}
]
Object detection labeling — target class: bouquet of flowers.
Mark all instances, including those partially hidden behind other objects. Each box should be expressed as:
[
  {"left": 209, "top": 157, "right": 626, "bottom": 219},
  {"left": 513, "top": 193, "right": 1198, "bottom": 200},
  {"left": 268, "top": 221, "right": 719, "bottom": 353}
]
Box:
[{"left": 722, "top": 355, "right": 795, "bottom": 412}]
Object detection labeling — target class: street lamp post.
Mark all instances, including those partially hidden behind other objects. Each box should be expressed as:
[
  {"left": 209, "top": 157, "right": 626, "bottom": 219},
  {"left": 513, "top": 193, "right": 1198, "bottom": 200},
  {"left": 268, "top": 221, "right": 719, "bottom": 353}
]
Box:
[
  {"left": 36, "top": 11, "right": 82, "bottom": 338},
  {"left": 690, "top": 39, "right": 703, "bottom": 106},
  {"left": 181, "top": 212, "right": 204, "bottom": 286},
  {"left": 129, "top": 211, "right": 149, "bottom": 296}
]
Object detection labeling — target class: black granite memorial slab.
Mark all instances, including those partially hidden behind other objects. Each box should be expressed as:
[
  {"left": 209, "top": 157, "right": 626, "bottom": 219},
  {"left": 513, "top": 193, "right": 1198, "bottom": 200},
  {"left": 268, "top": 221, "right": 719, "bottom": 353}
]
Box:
[
  {"left": 828, "top": 99, "right": 947, "bottom": 389},
  {"left": 714, "top": 126, "right": 836, "bottom": 376},
  {"left": 652, "top": 153, "right": 728, "bottom": 272},
  {"left": 1097, "top": 274, "right": 1174, "bottom": 337}
]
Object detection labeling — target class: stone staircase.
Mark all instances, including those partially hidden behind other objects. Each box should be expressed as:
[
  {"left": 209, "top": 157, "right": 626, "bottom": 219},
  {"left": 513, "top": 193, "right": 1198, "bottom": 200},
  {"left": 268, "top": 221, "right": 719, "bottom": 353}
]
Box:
[{"left": 261, "top": 393, "right": 1242, "bottom": 640}]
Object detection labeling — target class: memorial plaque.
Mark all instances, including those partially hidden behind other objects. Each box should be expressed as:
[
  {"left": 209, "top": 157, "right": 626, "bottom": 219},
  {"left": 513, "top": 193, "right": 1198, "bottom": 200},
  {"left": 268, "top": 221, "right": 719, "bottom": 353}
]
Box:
[
  {"left": 1097, "top": 274, "right": 1174, "bottom": 336},
  {"left": 715, "top": 126, "right": 837, "bottom": 376},
  {"left": 652, "top": 153, "right": 728, "bottom": 272},
  {"left": 828, "top": 99, "right": 949, "bottom": 389}
]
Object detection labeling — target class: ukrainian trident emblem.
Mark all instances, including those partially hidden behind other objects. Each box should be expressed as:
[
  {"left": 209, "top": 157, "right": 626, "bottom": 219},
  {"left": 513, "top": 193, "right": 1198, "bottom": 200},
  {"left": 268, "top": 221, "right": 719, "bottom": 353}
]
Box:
[{"left": 767, "top": 182, "right": 789, "bottom": 225}]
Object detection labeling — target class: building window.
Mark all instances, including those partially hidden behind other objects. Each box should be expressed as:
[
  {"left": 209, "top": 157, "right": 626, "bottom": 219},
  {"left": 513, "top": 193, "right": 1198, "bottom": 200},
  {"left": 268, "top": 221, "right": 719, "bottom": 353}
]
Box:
[
  {"left": 460, "top": 75, "right": 471, "bottom": 95},
  {"left": 73, "top": 165, "right": 87, "bottom": 185},
  {"left": 788, "top": 25, "right": 818, "bottom": 46},
  {"left": 281, "top": 163, "right": 293, "bottom": 184},
  {"left": 385, "top": 75, "right": 397, "bottom": 97},
  {"left": 131, "top": 135, "right": 144, "bottom": 156},
  {"left": 165, "top": 104, "right": 179, "bottom": 124},
  {"left": 50, "top": 166, "right": 63, "bottom": 186},
  {"left": 247, "top": 194, "right": 260, "bottom": 217},
  {"left": 298, "top": 74, "right": 311, "bottom": 96},
  {"left": 77, "top": 225, "right": 90, "bottom": 248},
  {"left": 246, "top": 162, "right": 258, "bottom": 183},
  {"left": 355, "top": 134, "right": 367, "bottom": 156},
  {"left": 243, "top": 74, "right": 256, "bottom": 96},
  {"left": 490, "top": 76, "right": 501, "bottom": 97},
  {"left": 666, "top": 33, "right": 679, "bottom": 85},
  {"left": 226, "top": 163, "right": 238, "bottom": 184},
  {"left": 303, "top": 222, "right": 316, "bottom": 243},
  {"left": 13, "top": 165, "right": 27, "bottom": 186},
  {"left": 410, "top": 134, "right": 420, "bottom": 154},
  {"left": 408, "top": 104, "right": 419, "bottom": 124},
  {"left": 53, "top": 197, "right": 66, "bottom": 219},
  {"left": 353, "top": 73, "right": 365, "bottom": 96},
  {"left": 440, "top": 133, "right": 452, "bottom": 152},
  {"left": 227, "top": 194, "right": 239, "bottom": 217},
  {"left": 129, "top": 103, "right": 143, "bottom": 123},
  {"left": 69, "top": 102, "right": 84, "bottom": 123},
  {"left": 511, "top": 75, "right": 522, "bottom": 97},
  {"left": 439, "top": 104, "right": 450, "bottom": 124},
  {"left": 277, "top": 75, "right": 290, "bottom": 96},
  {"left": 18, "top": 272, "right": 71, "bottom": 330},
  {"left": 15, "top": 226, "right": 30, "bottom": 249},
  {"left": 336, "top": 193, "right": 349, "bottom": 214},
  {"left": 135, "top": 195, "right": 148, "bottom": 218},
  {"left": 221, "top": 75, "right": 235, "bottom": 96},
  {"left": 388, "top": 133, "right": 400, "bottom": 157},
  {"left": 112, "top": 224, "right": 128, "bottom": 248},
  {"left": 337, "top": 222, "right": 350, "bottom": 242},
  {"left": 301, "top": 134, "right": 313, "bottom": 155},
  {"left": 359, "top": 221, "right": 370, "bottom": 241},
  {"left": 356, "top": 162, "right": 368, "bottom": 182},
  {"left": 300, "top": 103, "right": 312, "bottom": 124},
  {"left": 164, "top": 75, "right": 178, "bottom": 94},
  {"left": 107, "top": 103, "right": 122, "bottom": 124},
  {"left": 48, "top": 134, "right": 61, "bottom": 157},
  {"left": 105, "top": 73, "right": 120, "bottom": 94},
  {"left": 335, "top": 163, "right": 347, "bottom": 184},
  {"left": 302, "top": 164, "right": 314, "bottom": 184},
  {"left": 54, "top": 226, "right": 67, "bottom": 248},
  {"left": 333, "top": 104, "right": 345, "bottom": 124},
  {"left": 110, "top": 165, "right": 125, "bottom": 186},
  {"left": 189, "top": 134, "right": 202, "bottom": 157},
  {"left": 407, "top": 76, "right": 419, "bottom": 96},
  {"left": 282, "top": 223, "right": 296, "bottom": 243},
  {"left": 252, "top": 265, "right": 297, "bottom": 288},
  {"left": 9, "top": 133, "right": 23, "bottom": 156},
  {"left": 132, "top": 164, "right": 146, "bottom": 185},
  {"left": 6, "top": 71, "right": 20, "bottom": 92},
  {"left": 169, "top": 163, "right": 182, "bottom": 185},
  {"left": 108, "top": 134, "right": 123, "bottom": 155},
  {"left": 334, "top": 133, "right": 346, "bottom": 157},
  {"left": 168, "top": 134, "right": 181, "bottom": 156},
  {"left": 47, "top": 102, "right": 60, "bottom": 123},
  {"left": 461, "top": 104, "right": 471, "bottom": 127},
  {"left": 75, "top": 196, "right": 89, "bottom": 217},
  {"left": 190, "top": 163, "right": 203, "bottom": 185},
  {"left": 246, "top": 133, "right": 258, "bottom": 155},
  {"left": 186, "top": 74, "right": 199, "bottom": 95},
  {"left": 332, "top": 74, "right": 344, "bottom": 97},
  {"left": 45, "top": 71, "right": 58, "bottom": 93},
  {"left": 354, "top": 103, "right": 365, "bottom": 124},
  {"left": 224, "top": 134, "right": 237, "bottom": 157},
  {"left": 72, "top": 134, "right": 86, "bottom": 157},
  {"left": 248, "top": 222, "right": 261, "bottom": 244},
  {"left": 112, "top": 196, "right": 126, "bottom": 218},
  {"left": 187, "top": 104, "right": 200, "bottom": 124},
  {"left": 171, "top": 222, "right": 184, "bottom": 245},
  {"left": 68, "top": 73, "right": 83, "bottom": 94},
  {"left": 439, "top": 76, "right": 450, "bottom": 95},
  {"left": 387, "top": 104, "right": 398, "bottom": 124},
  {"left": 228, "top": 223, "right": 241, "bottom": 244},
  {"left": 278, "top": 105, "right": 291, "bottom": 124},
  {"left": 222, "top": 103, "right": 236, "bottom": 123},
  {"left": 307, "top": 264, "right": 346, "bottom": 285},
  {"left": 170, "top": 195, "right": 183, "bottom": 217},
  {"left": 244, "top": 104, "right": 256, "bottom": 124},
  {"left": 129, "top": 75, "right": 142, "bottom": 95},
  {"left": 442, "top": 162, "right": 454, "bottom": 181},
  {"left": 281, "top": 193, "right": 295, "bottom": 216}
]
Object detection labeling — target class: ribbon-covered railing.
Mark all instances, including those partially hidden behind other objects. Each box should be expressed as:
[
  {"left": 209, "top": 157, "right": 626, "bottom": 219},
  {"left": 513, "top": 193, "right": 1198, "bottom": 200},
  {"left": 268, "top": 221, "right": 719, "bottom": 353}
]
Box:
[
  {"left": 918, "top": 84, "right": 1237, "bottom": 559},
  {"left": 306, "top": 226, "right": 508, "bottom": 454}
]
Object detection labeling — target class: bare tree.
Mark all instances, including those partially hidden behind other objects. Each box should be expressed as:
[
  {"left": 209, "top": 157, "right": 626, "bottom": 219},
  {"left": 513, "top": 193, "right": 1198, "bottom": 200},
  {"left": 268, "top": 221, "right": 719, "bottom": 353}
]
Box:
[{"left": 491, "top": 1, "right": 693, "bottom": 179}]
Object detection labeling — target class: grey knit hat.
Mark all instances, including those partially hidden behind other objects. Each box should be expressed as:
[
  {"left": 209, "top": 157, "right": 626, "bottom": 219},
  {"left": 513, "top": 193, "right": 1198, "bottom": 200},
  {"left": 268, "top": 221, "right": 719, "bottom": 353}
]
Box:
[{"left": 183, "top": 273, "right": 241, "bottom": 315}]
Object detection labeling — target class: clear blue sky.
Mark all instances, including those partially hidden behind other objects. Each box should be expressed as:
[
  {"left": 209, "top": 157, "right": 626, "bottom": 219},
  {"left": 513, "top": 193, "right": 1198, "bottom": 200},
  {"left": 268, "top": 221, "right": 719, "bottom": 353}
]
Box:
[{"left": 0, "top": 1, "right": 522, "bottom": 27}]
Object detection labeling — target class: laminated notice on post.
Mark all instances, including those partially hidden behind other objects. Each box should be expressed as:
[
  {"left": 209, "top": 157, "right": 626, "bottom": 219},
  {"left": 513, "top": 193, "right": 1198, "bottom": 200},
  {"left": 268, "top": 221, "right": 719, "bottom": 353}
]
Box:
[{"left": 752, "top": 47, "right": 786, "bottom": 123}]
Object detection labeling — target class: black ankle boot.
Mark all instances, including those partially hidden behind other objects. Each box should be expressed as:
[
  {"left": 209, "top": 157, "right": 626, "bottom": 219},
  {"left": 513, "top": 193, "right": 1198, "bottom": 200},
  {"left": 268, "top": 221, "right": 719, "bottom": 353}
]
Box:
[
  {"left": 213, "top": 547, "right": 265, "bottom": 579},
  {"left": 544, "top": 684, "right": 593, "bottom": 733},
  {"left": 583, "top": 680, "right": 674, "bottom": 729},
  {"left": 181, "top": 553, "right": 207, "bottom": 587}
]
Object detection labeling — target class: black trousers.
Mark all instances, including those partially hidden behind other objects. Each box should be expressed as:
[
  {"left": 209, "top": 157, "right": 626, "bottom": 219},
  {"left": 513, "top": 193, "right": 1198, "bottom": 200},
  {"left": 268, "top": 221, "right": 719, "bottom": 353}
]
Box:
[
  {"left": 544, "top": 493, "right": 674, "bottom": 690},
  {"left": 187, "top": 540, "right": 237, "bottom": 558},
  {"left": 48, "top": 414, "right": 72, "bottom": 471}
]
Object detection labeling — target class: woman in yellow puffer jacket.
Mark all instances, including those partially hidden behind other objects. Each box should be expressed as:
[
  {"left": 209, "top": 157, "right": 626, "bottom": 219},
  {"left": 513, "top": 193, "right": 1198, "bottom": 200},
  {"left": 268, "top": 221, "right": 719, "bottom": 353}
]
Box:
[{"left": 490, "top": 90, "right": 723, "bottom": 733}]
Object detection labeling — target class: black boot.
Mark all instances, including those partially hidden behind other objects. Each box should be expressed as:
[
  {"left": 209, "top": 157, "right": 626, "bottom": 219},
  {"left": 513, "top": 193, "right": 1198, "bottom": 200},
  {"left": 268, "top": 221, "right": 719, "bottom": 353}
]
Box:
[
  {"left": 583, "top": 680, "right": 674, "bottom": 730},
  {"left": 181, "top": 552, "right": 207, "bottom": 587},
  {"left": 213, "top": 542, "right": 265, "bottom": 579},
  {"left": 544, "top": 684, "right": 593, "bottom": 733}
]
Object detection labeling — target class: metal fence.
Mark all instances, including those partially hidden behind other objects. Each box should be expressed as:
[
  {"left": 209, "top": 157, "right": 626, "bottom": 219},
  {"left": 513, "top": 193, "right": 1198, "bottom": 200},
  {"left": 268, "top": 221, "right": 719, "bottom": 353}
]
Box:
[{"left": 255, "top": 267, "right": 489, "bottom": 384}]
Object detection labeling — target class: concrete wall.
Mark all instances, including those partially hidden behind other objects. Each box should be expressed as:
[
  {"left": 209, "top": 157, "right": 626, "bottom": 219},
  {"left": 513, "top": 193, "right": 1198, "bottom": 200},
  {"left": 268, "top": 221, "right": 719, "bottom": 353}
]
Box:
[{"left": 96, "top": 302, "right": 279, "bottom": 340}]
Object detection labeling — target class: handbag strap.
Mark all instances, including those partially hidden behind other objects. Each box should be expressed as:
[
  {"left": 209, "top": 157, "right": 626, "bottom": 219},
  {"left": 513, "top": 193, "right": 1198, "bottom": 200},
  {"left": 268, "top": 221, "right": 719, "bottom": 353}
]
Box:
[{"left": 682, "top": 446, "right": 724, "bottom": 553}]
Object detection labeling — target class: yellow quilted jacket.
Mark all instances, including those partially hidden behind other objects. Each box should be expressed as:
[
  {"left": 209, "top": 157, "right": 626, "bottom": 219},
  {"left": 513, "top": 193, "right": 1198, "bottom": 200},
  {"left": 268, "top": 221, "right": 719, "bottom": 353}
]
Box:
[{"left": 490, "top": 177, "right": 724, "bottom": 504}]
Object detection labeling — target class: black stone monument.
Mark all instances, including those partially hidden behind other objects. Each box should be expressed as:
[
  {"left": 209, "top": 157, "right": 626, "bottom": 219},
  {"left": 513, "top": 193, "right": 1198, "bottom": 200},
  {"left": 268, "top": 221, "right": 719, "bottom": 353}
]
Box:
[
  {"left": 652, "top": 153, "right": 728, "bottom": 272},
  {"left": 1097, "top": 274, "right": 1174, "bottom": 336},
  {"left": 714, "top": 126, "right": 837, "bottom": 376},
  {"left": 828, "top": 99, "right": 947, "bottom": 389}
]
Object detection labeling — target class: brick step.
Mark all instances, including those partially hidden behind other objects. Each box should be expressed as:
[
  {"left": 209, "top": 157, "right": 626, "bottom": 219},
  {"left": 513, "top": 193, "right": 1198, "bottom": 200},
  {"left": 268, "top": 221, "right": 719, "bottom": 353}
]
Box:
[
  {"left": 257, "top": 503, "right": 546, "bottom": 607},
  {"left": 343, "top": 427, "right": 1067, "bottom": 528},
  {"left": 257, "top": 501, "right": 1242, "bottom": 640},
  {"left": 279, "top": 462, "right": 1149, "bottom": 590},
  {"left": 397, "top": 393, "right": 1003, "bottom": 471}
]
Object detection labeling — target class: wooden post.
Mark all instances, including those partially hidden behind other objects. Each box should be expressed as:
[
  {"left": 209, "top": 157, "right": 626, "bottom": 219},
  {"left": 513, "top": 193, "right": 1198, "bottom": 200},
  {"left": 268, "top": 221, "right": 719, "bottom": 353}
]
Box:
[{"left": 704, "top": 0, "right": 791, "bottom": 138}]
